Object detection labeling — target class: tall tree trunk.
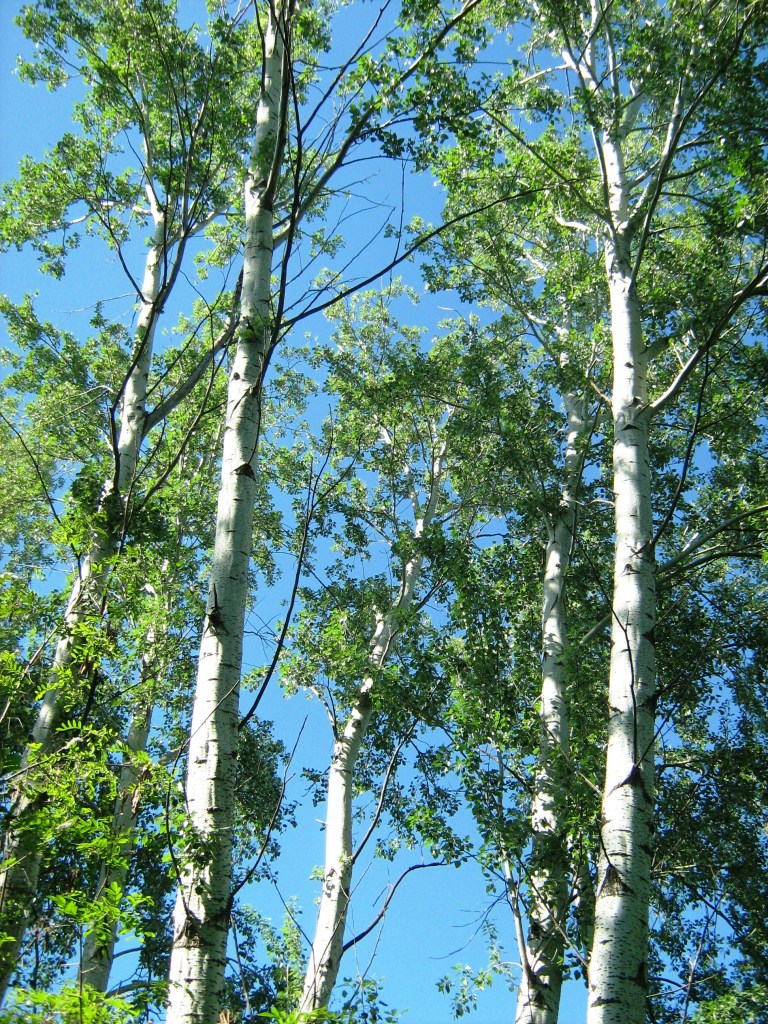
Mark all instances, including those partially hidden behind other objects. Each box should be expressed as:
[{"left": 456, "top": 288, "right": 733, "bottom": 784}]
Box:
[
  {"left": 515, "top": 390, "right": 587, "bottom": 1024},
  {"left": 587, "top": 137, "right": 656, "bottom": 1024},
  {"left": 164, "top": 6, "right": 291, "bottom": 1023},
  {"left": 0, "top": 217, "right": 166, "bottom": 1002},
  {"left": 299, "top": 440, "right": 447, "bottom": 1013},
  {"left": 297, "top": 610, "right": 403, "bottom": 1015}
]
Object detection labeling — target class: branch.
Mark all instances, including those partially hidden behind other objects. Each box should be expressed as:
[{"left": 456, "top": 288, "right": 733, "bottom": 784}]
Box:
[
  {"left": 239, "top": 449, "right": 357, "bottom": 729},
  {"left": 651, "top": 342, "right": 710, "bottom": 549},
  {"left": 229, "top": 717, "right": 307, "bottom": 903},
  {"left": 0, "top": 411, "right": 64, "bottom": 531},
  {"left": 650, "top": 262, "right": 768, "bottom": 416},
  {"left": 628, "top": 77, "right": 686, "bottom": 276},
  {"left": 237, "top": 477, "right": 317, "bottom": 731},
  {"left": 351, "top": 727, "right": 413, "bottom": 865},
  {"left": 284, "top": 186, "right": 550, "bottom": 328},
  {"left": 137, "top": 343, "right": 226, "bottom": 510},
  {"left": 481, "top": 102, "right": 606, "bottom": 226},
  {"left": 576, "top": 501, "right": 768, "bottom": 650},
  {"left": 340, "top": 861, "right": 443, "bottom": 953},
  {"left": 142, "top": 272, "right": 242, "bottom": 436},
  {"left": 630, "top": 10, "right": 753, "bottom": 281},
  {"left": 657, "top": 503, "right": 768, "bottom": 579},
  {"left": 275, "top": 0, "right": 487, "bottom": 244}
]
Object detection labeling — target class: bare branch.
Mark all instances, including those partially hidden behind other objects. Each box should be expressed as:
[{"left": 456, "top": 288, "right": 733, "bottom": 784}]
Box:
[{"left": 340, "top": 862, "right": 443, "bottom": 953}]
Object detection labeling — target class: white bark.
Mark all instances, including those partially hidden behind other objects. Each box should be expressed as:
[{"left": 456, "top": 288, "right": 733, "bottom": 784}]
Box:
[
  {"left": 515, "top": 390, "right": 587, "bottom": 1024},
  {"left": 0, "top": 217, "right": 165, "bottom": 1003},
  {"left": 299, "top": 440, "right": 447, "bottom": 1013},
  {"left": 165, "top": 6, "right": 289, "bottom": 1023},
  {"left": 587, "top": 139, "right": 656, "bottom": 1021},
  {"left": 297, "top": 613, "right": 398, "bottom": 1015}
]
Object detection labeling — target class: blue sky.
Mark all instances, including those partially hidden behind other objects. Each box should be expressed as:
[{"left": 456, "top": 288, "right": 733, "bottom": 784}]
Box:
[{"left": 0, "top": 4, "right": 592, "bottom": 1021}]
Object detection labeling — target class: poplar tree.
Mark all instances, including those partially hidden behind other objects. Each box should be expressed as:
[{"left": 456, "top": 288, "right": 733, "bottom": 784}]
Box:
[
  {"left": 163, "top": 1, "right": 489, "bottom": 1020},
  {"left": 3, "top": 0, "right": 767, "bottom": 1020},
  {"left": 0, "top": 0, "right": 260, "bottom": 998},
  {"left": 416, "top": 1, "right": 768, "bottom": 1019}
]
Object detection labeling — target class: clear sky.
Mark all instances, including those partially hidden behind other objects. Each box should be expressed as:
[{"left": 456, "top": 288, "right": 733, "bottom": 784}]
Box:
[{"left": 0, "top": 4, "right": 590, "bottom": 1021}]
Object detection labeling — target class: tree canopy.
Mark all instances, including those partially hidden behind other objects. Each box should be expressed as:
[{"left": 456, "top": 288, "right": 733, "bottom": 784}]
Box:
[{"left": 1, "top": 1, "right": 766, "bottom": 1023}]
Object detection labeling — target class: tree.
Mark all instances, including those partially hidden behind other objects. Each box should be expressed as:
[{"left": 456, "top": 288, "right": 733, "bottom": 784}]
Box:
[
  {"left": 433, "top": 320, "right": 608, "bottom": 1024},
  {"left": 540, "top": 7, "right": 768, "bottom": 1019},
  {"left": 163, "top": 2, "right": 492, "bottom": 1020},
  {"left": 420, "top": 122, "right": 612, "bottom": 1024},
  {"left": 0, "top": 0, "right": 256, "bottom": 997},
  {"left": 281, "top": 288, "right": 499, "bottom": 1012},
  {"left": 3, "top": 0, "right": 768, "bottom": 1020},
  {"left": 413, "top": 0, "right": 768, "bottom": 1017}
]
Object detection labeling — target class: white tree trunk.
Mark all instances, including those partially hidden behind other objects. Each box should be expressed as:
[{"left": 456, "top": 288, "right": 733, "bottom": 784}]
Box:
[
  {"left": 297, "top": 612, "right": 396, "bottom": 1014},
  {"left": 515, "top": 390, "right": 587, "bottom": 1024},
  {"left": 0, "top": 218, "right": 165, "bottom": 1003},
  {"left": 165, "top": 7, "right": 289, "bottom": 1023},
  {"left": 587, "top": 137, "right": 656, "bottom": 1024},
  {"left": 299, "top": 441, "right": 447, "bottom": 1013}
]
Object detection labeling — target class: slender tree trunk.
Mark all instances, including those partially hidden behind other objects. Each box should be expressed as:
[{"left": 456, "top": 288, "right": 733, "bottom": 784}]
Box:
[
  {"left": 164, "top": 6, "right": 291, "bottom": 1023},
  {"left": 77, "top": 594, "right": 163, "bottom": 993},
  {"left": 515, "top": 390, "right": 587, "bottom": 1024},
  {"left": 572, "top": 853, "right": 595, "bottom": 964},
  {"left": 299, "top": 441, "right": 447, "bottom": 1013},
  {"left": 297, "top": 612, "right": 399, "bottom": 1015},
  {"left": 0, "top": 218, "right": 165, "bottom": 1003},
  {"left": 79, "top": 704, "right": 152, "bottom": 992},
  {"left": 587, "top": 137, "right": 656, "bottom": 1024}
]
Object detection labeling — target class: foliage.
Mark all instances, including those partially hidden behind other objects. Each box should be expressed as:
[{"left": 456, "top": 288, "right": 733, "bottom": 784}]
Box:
[
  {"left": 691, "top": 985, "right": 768, "bottom": 1024},
  {"left": 0, "top": 985, "right": 140, "bottom": 1024},
  {"left": 1, "top": 0, "right": 767, "bottom": 1021}
]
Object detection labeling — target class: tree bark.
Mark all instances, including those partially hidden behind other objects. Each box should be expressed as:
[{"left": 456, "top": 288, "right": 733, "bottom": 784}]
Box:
[
  {"left": 515, "top": 389, "right": 587, "bottom": 1024},
  {"left": 587, "top": 136, "right": 656, "bottom": 1024},
  {"left": 164, "top": 5, "right": 291, "bottom": 1022}
]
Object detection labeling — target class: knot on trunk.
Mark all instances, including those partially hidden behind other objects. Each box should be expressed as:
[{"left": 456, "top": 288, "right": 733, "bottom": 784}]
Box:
[
  {"left": 598, "top": 862, "right": 630, "bottom": 898},
  {"left": 177, "top": 912, "right": 203, "bottom": 946}
]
